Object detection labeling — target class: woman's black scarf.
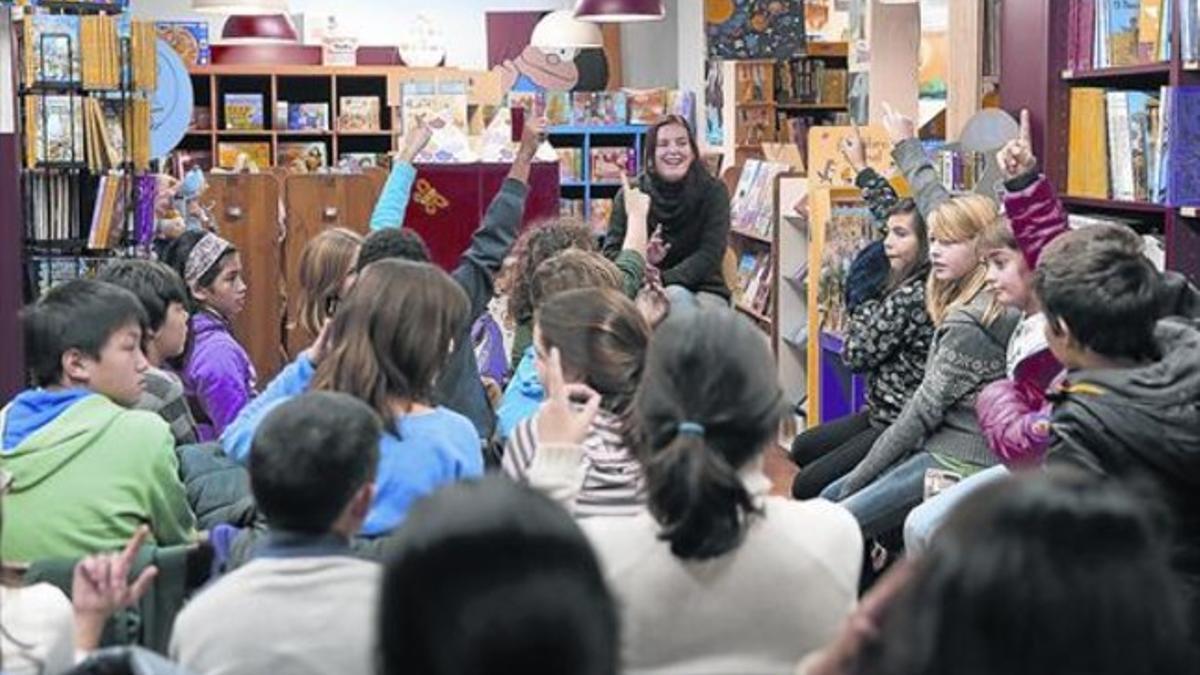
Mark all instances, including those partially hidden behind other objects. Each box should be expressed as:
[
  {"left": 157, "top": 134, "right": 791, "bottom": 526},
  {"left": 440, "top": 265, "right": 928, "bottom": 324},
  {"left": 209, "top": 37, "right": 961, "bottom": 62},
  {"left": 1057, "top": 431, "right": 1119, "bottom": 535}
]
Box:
[{"left": 639, "top": 161, "right": 711, "bottom": 229}]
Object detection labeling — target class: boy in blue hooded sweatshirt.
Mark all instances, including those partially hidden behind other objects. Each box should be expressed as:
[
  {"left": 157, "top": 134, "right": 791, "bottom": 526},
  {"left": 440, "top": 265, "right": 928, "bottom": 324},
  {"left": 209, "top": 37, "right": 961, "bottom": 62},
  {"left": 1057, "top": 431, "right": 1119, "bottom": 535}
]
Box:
[{"left": 0, "top": 280, "right": 195, "bottom": 562}]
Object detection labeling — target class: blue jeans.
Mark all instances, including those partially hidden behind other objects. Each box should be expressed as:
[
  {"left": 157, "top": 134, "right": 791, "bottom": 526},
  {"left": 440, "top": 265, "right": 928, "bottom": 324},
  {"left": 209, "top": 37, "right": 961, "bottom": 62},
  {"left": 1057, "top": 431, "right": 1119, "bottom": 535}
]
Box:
[
  {"left": 903, "top": 464, "right": 1010, "bottom": 555},
  {"left": 664, "top": 285, "right": 729, "bottom": 316},
  {"left": 821, "top": 452, "right": 940, "bottom": 539}
]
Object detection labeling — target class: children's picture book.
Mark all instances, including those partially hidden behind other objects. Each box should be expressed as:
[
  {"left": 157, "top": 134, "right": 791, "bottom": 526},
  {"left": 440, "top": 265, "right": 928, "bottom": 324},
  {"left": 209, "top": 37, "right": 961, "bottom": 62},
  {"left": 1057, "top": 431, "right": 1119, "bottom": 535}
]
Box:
[
  {"left": 406, "top": 81, "right": 469, "bottom": 136},
  {"left": 155, "top": 21, "right": 210, "bottom": 66},
  {"left": 217, "top": 141, "right": 271, "bottom": 169},
  {"left": 338, "top": 96, "right": 381, "bottom": 131},
  {"left": 278, "top": 141, "right": 328, "bottom": 171},
  {"left": 225, "top": 94, "right": 265, "bottom": 130},
  {"left": 25, "top": 14, "right": 81, "bottom": 85},
  {"left": 591, "top": 147, "right": 636, "bottom": 183},
  {"left": 666, "top": 90, "right": 697, "bottom": 128},
  {"left": 29, "top": 95, "right": 85, "bottom": 164},
  {"left": 556, "top": 148, "right": 584, "bottom": 183},
  {"left": 288, "top": 103, "right": 330, "bottom": 131},
  {"left": 544, "top": 91, "right": 572, "bottom": 126},
  {"left": 627, "top": 88, "right": 668, "bottom": 124},
  {"left": 1107, "top": 0, "right": 1143, "bottom": 67},
  {"left": 817, "top": 204, "right": 874, "bottom": 334},
  {"left": 413, "top": 108, "right": 478, "bottom": 163},
  {"left": 589, "top": 198, "right": 614, "bottom": 235},
  {"left": 572, "top": 92, "right": 628, "bottom": 125},
  {"left": 339, "top": 152, "right": 390, "bottom": 170},
  {"left": 807, "top": 125, "right": 895, "bottom": 188}
]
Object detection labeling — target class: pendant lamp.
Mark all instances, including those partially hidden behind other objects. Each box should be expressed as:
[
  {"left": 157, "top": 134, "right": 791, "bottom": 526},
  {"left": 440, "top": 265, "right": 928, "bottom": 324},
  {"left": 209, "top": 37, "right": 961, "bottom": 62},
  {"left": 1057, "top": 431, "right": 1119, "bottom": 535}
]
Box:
[
  {"left": 573, "top": 0, "right": 665, "bottom": 22},
  {"left": 192, "top": 0, "right": 289, "bottom": 14},
  {"left": 530, "top": 10, "right": 604, "bottom": 49},
  {"left": 221, "top": 14, "right": 299, "bottom": 42}
]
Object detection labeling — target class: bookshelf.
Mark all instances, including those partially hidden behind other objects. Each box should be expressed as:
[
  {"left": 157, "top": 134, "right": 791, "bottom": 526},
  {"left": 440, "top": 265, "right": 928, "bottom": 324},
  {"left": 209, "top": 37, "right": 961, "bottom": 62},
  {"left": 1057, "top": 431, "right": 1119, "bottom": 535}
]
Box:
[
  {"left": 1000, "top": 0, "right": 1200, "bottom": 285},
  {"left": 720, "top": 60, "right": 777, "bottom": 167},
  {"left": 728, "top": 159, "right": 793, "bottom": 342},
  {"left": 775, "top": 173, "right": 809, "bottom": 437},
  {"left": 547, "top": 123, "right": 648, "bottom": 235}
]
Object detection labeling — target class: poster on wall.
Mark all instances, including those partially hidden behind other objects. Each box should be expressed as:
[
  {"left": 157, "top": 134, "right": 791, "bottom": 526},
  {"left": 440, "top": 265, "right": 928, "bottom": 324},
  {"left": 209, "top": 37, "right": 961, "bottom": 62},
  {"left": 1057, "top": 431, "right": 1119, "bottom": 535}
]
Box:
[
  {"left": 704, "top": 0, "right": 806, "bottom": 60},
  {"left": 704, "top": 59, "right": 724, "bottom": 146},
  {"left": 486, "top": 10, "right": 609, "bottom": 94}
]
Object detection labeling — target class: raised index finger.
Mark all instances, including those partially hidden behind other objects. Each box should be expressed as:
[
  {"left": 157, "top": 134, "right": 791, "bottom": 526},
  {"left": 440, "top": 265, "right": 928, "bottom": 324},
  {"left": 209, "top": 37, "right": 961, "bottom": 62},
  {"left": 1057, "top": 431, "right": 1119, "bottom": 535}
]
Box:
[
  {"left": 120, "top": 525, "right": 150, "bottom": 567},
  {"left": 545, "top": 347, "right": 567, "bottom": 404},
  {"left": 620, "top": 171, "right": 632, "bottom": 194},
  {"left": 1019, "top": 109, "right": 1031, "bottom": 144}
]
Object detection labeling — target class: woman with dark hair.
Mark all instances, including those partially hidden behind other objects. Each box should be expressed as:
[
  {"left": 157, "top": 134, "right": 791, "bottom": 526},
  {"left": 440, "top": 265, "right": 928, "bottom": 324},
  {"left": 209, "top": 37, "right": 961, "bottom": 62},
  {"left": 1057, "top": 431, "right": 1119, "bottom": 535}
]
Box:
[
  {"left": 800, "top": 470, "right": 1196, "bottom": 675},
  {"left": 602, "top": 115, "right": 731, "bottom": 310},
  {"left": 536, "top": 308, "right": 861, "bottom": 672},
  {"left": 378, "top": 476, "right": 618, "bottom": 675}
]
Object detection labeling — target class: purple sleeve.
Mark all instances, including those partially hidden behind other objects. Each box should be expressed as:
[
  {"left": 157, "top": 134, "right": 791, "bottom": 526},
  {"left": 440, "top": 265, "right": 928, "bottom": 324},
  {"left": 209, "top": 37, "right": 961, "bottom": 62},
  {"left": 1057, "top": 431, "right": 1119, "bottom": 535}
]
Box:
[
  {"left": 192, "top": 340, "right": 255, "bottom": 437},
  {"left": 976, "top": 378, "right": 1052, "bottom": 468},
  {"left": 1002, "top": 174, "right": 1069, "bottom": 269}
]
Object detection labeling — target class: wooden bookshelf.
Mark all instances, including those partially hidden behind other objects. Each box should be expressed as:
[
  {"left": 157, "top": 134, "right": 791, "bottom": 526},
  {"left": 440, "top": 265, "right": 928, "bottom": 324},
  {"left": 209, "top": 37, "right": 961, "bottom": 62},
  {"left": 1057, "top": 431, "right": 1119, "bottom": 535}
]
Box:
[
  {"left": 720, "top": 60, "right": 777, "bottom": 166},
  {"left": 1000, "top": 0, "right": 1200, "bottom": 286}
]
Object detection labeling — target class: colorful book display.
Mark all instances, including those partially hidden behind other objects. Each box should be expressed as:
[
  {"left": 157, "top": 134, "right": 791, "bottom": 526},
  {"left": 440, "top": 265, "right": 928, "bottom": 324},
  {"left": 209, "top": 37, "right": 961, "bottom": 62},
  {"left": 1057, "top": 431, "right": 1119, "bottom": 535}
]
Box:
[
  {"left": 338, "top": 97, "right": 381, "bottom": 131},
  {"left": 225, "top": 94, "right": 265, "bottom": 130}
]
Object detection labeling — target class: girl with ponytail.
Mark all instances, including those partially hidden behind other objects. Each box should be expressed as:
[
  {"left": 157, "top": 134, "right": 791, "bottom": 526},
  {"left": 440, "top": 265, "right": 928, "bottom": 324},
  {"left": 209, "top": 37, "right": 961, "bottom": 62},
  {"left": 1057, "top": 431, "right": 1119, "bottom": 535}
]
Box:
[{"left": 530, "top": 308, "right": 862, "bottom": 673}]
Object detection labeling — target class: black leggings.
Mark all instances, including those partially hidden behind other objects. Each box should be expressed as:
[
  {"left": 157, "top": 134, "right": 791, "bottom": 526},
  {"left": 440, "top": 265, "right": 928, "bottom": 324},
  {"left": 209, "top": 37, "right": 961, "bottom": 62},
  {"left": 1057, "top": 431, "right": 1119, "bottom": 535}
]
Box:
[{"left": 789, "top": 411, "right": 885, "bottom": 499}]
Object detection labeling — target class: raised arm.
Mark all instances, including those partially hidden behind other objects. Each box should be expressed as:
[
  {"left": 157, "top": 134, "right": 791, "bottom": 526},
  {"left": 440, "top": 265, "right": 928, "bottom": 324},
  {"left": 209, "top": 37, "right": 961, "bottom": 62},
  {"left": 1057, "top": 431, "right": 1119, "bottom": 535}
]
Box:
[
  {"left": 369, "top": 126, "right": 432, "bottom": 231},
  {"left": 882, "top": 103, "right": 951, "bottom": 218}
]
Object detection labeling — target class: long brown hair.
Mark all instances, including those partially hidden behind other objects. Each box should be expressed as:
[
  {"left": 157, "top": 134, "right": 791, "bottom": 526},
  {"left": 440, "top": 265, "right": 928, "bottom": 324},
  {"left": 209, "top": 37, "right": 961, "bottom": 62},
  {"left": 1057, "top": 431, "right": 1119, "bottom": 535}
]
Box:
[
  {"left": 925, "top": 194, "right": 999, "bottom": 326},
  {"left": 296, "top": 227, "right": 363, "bottom": 336},
  {"left": 536, "top": 287, "right": 649, "bottom": 418},
  {"left": 507, "top": 220, "right": 596, "bottom": 324},
  {"left": 311, "top": 260, "right": 468, "bottom": 434}
]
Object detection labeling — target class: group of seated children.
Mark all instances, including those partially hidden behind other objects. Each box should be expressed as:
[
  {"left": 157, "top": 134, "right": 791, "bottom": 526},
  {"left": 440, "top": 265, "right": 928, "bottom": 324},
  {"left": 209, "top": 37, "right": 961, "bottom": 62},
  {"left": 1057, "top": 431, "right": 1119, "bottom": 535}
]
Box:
[{"left": 1, "top": 107, "right": 1199, "bottom": 675}]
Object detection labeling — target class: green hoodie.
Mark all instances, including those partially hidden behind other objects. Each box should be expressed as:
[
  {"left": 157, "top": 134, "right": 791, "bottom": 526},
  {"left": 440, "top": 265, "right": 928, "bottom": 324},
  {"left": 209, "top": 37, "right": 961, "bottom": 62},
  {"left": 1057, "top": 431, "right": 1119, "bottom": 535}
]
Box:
[{"left": 0, "top": 395, "right": 195, "bottom": 562}]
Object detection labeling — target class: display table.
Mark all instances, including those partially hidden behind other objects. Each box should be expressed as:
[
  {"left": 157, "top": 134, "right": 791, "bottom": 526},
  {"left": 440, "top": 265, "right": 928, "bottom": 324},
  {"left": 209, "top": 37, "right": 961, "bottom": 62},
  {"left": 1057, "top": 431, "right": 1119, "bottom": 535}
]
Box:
[{"left": 404, "top": 161, "right": 561, "bottom": 270}]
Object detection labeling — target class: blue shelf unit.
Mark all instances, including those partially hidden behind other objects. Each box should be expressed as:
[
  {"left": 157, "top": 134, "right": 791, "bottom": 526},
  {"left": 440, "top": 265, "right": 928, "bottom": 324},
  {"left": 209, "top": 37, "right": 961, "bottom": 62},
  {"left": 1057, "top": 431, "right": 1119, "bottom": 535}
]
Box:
[{"left": 548, "top": 124, "right": 649, "bottom": 224}]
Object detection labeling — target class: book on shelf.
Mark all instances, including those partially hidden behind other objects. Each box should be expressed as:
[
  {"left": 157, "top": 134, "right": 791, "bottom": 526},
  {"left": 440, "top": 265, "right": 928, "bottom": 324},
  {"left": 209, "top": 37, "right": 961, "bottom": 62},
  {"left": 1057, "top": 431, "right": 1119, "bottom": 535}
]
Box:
[
  {"left": 224, "top": 94, "right": 265, "bottom": 130},
  {"left": 1068, "top": 0, "right": 1172, "bottom": 71},
  {"left": 560, "top": 198, "right": 586, "bottom": 220},
  {"left": 589, "top": 199, "right": 614, "bottom": 235},
  {"left": 190, "top": 105, "right": 212, "bottom": 131},
  {"left": 24, "top": 13, "right": 81, "bottom": 86},
  {"left": 666, "top": 90, "right": 696, "bottom": 128},
  {"left": 25, "top": 94, "right": 85, "bottom": 166},
  {"left": 287, "top": 103, "right": 330, "bottom": 131},
  {"left": 590, "top": 147, "right": 636, "bottom": 183},
  {"left": 734, "top": 250, "right": 773, "bottom": 317},
  {"left": 730, "top": 159, "right": 790, "bottom": 238},
  {"left": 404, "top": 81, "right": 468, "bottom": 136},
  {"left": 338, "top": 153, "right": 390, "bottom": 171},
  {"left": 1186, "top": 0, "right": 1199, "bottom": 61},
  {"left": 543, "top": 92, "right": 572, "bottom": 126},
  {"left": 1067, "top": 86, "right": 1197, "bottom": 205},
  {"left": 274, "top": 101, "right": 289, "bottom": 129},
  {"left": 924, "top": 143, "right": 986, "bottom": 193},
  {"left": 278, "top": 141, "right": 328, "bottom": 171},
  {"left": 735, "top": 106, "right": 775, "bottom": 145},
  {"left": 572, "top": 92, "right": 628, "bottom": 126},
  {"left": 87, "top": 172, "right": 128, "bottom": 250},
  {"left": 1067, "top": 212, "right": 1167, "bottom": 269},
  {"left": 217, "top": 141, "right": 271, "bottom": 170},
  {"left": 626, "top": 88, "right": 667, "bottom": 124},
  {"left": 156, "top": 21, "right": 210, "bottom": 66},
  {"left": 556, "top": 148, "right": 584, "bottom": 183},
  {"left": 338, "top": 96, "right": 381, "bottom": 131},
  {"left": 817, "top": 203, "right": 874, "bottom": 335},
  {"left": 734, "top": 62, "right": 772, "bottom": 102},
  {"left": 777, "top": 58, "right": 848, "bottom": 105}
]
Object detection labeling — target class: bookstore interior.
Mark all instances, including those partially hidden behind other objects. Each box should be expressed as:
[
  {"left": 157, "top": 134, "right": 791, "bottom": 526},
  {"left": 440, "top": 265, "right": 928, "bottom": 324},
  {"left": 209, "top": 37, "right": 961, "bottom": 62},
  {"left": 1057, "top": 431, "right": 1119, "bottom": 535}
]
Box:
[{"left": 0, "top": 0, "right": 1198, "bottom": 426}]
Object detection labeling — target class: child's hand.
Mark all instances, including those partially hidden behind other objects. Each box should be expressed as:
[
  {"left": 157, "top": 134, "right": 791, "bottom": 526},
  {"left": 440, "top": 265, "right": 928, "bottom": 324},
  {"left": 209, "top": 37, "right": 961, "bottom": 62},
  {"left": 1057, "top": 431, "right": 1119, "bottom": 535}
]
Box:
[
  {"left": 72, "top": 526, "right": 158, "bottom": 651},
  {"left": 306, "top": 319, "right": 333, "bottom": 365},
  {"left": 396, "top": 125, "right": 433, "bottom": 163},
  {"left": 535, "top": 347, "right": 601, "bottom": 446},
  {"left": 997, "top": 109, "right": 1037, "bottom": 179},
  {"left": 881, "top": 102, "right": 916, "bottom": 145},
  {"left": 803, "top": 560, "right": 913, "bottom": 675},
  {"left": 636, "top": 286, "right": 670, "bottom": 327},
  {"left": 622, "top": 172, "right": 651, "bottom": 223},
  {"left": 518, "top": 116, "right": 548, "bottom": 160},
  {"left": 839, "top": 123, "right": 868, "bottom": 172}
]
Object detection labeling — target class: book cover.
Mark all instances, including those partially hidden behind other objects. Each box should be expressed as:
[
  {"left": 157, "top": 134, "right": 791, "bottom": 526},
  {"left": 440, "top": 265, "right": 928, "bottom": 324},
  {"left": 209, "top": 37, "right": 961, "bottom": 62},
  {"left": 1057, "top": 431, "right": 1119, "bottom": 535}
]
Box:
[
  {"left": 590, "top": 147, "right": 633, "bottom": 183},
  {"left": 27, "top": 14, "right": 81, "bottom": 84},
  {"left": 1166, "top": 86, "right": 1200, "bottom": 206},
  {"left": 278, "top": 141, "right": 328, "bottom": 171},
  {"left": 1067, "top": 88, "right": 1110, "bottom": 198},
  {"left": 582, "top": 92, "right": 627, "bottom": 126},
  {"left": 339, "top": 96, "right": 381, "bottom": 131},
  {"left": 339, "top": 153, "right": 390, "bottom": 170},
  {"left": 1137, "top": 0, "right": 1164, "bottom": 62},
  {"left": 34, "top": 95, "right": 85, "bottom": 164},
  {"left": 544, "top": 91, "right": 572, "bottom": 126},
  {"left": 556, "top": 148, "right": 583, "bottom": 183},
  {"left": 225, "top": 94, "right": 264, "bottom": 130},
  {"left": 1186, "top": 0, "right": 1199, "bottom": 61},
  {"left": 155, "top": 21, "right": 210, "bottom": 66},
  {"left": 571, "top": 93, "right": 595, "bottom": 125},
  {"left": 288, "top": 103, "right": 330, "bottom": 131},
  {"left": 627, "top": 88, "right": 667, "bottom": 125},
  {"left": 1106, "top": 91, "right": 1135, "bottom": 200},
  {"left": 1107, "top": 0, "right": 1142, "bottom": 67},
  {"left": 666, "top": 90, "right": 696, "bottom": 128},
  {"left": 1126, "top": 91, "right": 1154, "bottom": 202},
  {"left": 217, "top": 141, "right": 271, "bottom": 169},
  {"left": 589, "top": 199, "right": 614, "bottom": 235}
]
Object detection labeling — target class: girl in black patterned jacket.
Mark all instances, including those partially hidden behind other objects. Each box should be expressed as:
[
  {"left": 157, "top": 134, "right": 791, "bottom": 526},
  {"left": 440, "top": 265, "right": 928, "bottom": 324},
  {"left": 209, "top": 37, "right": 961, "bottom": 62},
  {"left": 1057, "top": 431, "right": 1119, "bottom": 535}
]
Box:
[{"left": 789, "top": 128, "right": 935, "bottom": 499}]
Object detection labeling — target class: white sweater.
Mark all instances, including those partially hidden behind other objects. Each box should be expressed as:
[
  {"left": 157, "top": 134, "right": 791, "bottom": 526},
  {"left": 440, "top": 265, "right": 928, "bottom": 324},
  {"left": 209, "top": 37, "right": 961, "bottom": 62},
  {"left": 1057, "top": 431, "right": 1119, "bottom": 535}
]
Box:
[
  {"left": 0, "top": 583, "right": 74, "bottom": 675},
  {"left": 581, "top": 472, "right": 862, "bottom": 674}
]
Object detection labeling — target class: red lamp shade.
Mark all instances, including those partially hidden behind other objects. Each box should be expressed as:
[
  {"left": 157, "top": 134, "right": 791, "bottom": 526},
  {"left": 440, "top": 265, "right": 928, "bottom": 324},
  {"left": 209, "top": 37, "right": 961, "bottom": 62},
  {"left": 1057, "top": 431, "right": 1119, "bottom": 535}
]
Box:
[
  {"left": 221, "top": 14, "right": 299, "bottom": 42},
  {"left": 574, "top": 0, "right": 665, "bottom": 22}
]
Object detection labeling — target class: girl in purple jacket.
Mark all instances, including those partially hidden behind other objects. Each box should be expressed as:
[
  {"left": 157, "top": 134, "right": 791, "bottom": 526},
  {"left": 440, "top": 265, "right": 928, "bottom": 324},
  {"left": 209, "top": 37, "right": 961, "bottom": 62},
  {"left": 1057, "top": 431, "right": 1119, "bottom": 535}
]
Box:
[{"left": 164, "top": 230, "right": 256, "bottom": 442}]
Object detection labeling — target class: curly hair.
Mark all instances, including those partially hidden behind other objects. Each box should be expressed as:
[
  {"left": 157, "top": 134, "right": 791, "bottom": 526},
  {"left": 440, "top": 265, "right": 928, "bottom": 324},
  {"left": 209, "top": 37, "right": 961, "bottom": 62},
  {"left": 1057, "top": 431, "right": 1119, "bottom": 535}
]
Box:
[{"left": 506, "top": 220, "right": 596, "bottom": 325}]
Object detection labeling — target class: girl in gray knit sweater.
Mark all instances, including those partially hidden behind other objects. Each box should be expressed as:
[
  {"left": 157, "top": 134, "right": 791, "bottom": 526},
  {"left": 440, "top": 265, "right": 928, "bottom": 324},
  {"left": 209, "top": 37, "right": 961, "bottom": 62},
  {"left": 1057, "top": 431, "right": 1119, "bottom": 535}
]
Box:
[{"left": 821, "top": 108, "right": 1019, "bottom": 539}]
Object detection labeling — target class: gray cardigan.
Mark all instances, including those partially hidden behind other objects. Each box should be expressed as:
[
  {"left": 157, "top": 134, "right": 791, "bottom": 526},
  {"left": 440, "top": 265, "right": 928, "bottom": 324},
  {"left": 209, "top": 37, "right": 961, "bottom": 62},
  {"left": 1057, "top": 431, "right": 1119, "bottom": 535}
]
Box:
[{"left": 839, "top": 289, "right": 1018, "bottom": 496}]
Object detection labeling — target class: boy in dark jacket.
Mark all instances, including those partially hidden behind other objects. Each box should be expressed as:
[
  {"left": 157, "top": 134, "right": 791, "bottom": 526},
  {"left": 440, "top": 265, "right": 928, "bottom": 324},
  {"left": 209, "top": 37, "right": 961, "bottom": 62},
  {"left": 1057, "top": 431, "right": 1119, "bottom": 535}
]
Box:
[{"left": 1036, "top": 230, "right": 1200, "bottom": 633}]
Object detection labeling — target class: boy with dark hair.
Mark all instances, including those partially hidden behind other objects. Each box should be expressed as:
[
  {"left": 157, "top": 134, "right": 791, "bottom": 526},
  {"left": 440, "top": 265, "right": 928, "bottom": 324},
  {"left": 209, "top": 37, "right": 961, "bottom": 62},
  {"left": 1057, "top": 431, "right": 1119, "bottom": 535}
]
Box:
[
  {"left": 98, "top": 259, "right": 198, "bottom": 445},
  {"left": 345, "top": 117, "right": 547, "bottom": 449},
  {"left": 1036, "top": 230, "right": 1200, "bottom": 629},
  {"left": 0, "top": 280, "right": 194, "bottom": 561},
  {"left": 171, "top": 391, "right": 382, "bottom": 675}
]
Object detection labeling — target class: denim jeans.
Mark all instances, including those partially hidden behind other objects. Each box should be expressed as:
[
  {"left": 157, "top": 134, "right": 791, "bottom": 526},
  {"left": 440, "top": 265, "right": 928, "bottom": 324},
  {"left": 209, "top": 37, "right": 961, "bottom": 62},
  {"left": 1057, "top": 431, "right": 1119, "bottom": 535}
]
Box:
[
  {"left": 821, "top": 452, "right": 941, "bottom": 539},
  {"left": 903, "top": 464, "right": 1011, "bottom": 555},
  {"left": 664, "top": 285, "right": 729, "bottom": 316}
]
